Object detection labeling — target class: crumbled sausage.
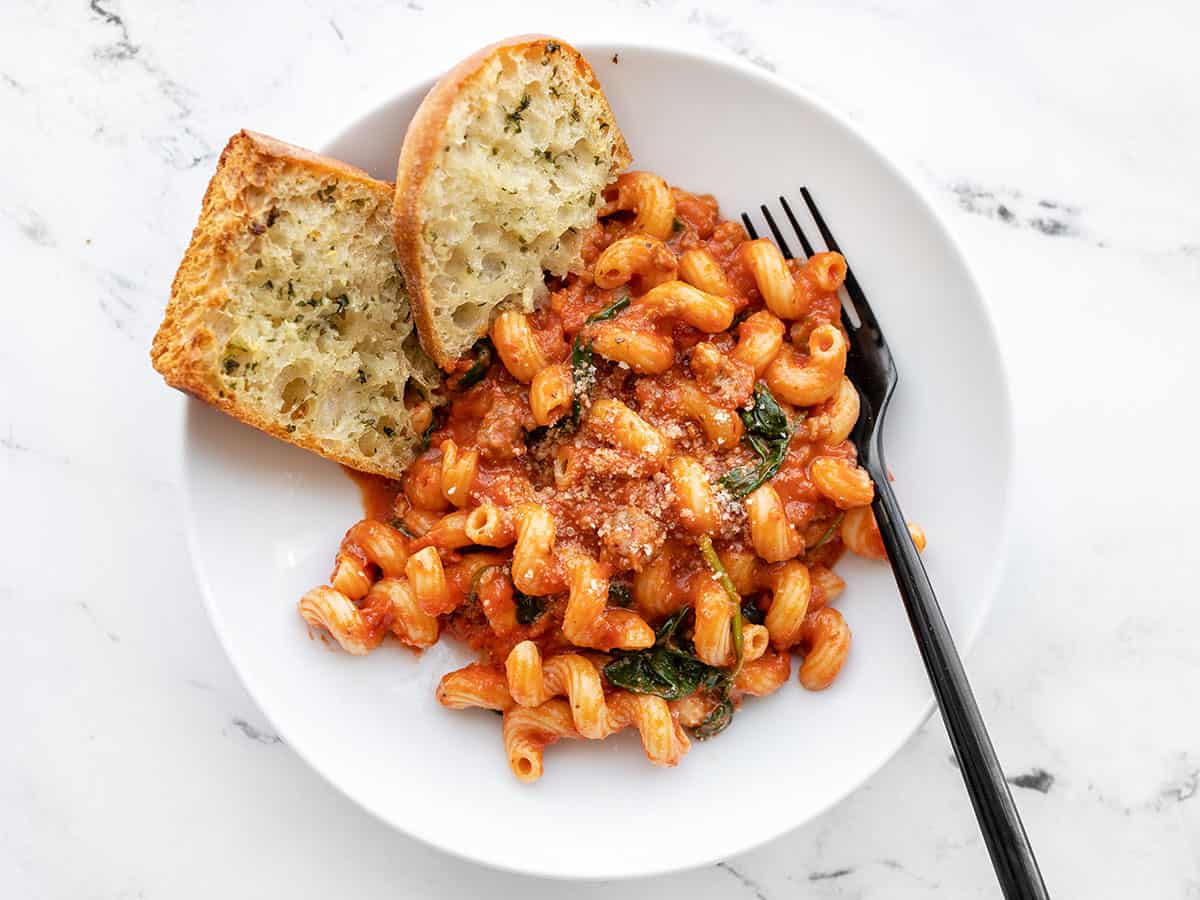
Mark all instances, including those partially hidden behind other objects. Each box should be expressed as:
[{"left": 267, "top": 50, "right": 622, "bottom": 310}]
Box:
[{"left": 598, "top": 506, "right": 666, "bottom": 572}]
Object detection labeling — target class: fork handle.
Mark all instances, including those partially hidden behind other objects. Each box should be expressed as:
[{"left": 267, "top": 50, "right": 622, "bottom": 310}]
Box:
[{"left": 868, "top": 471, "right": 1049, "bottom": 899}]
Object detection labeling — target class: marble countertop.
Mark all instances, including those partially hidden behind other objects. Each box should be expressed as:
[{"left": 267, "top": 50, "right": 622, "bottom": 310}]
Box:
[{"left": 3, "top": 0, "right": 1198, "bottom": 896}]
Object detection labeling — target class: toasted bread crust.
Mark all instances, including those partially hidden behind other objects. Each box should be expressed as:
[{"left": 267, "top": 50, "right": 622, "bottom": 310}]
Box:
[
  {"left": 394, "top": 35, "right": 632, "bottom": 370},
  {"left": 150, "top": 131, "right": 418, "bottom": 478}
]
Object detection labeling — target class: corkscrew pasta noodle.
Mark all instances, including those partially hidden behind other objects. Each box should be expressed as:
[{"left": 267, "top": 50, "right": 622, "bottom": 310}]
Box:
[
  {"left": 764, "top": 323, "right": 848, "bottom": 407},
  {"left": 678, "top": 248, "right": 734, "bottom": 297},
  {"left": 593, "top": 234, "right": 677, "bottom": 290},
  {"left": 603, "top": 171, "right": 676, "bottom": 239}
]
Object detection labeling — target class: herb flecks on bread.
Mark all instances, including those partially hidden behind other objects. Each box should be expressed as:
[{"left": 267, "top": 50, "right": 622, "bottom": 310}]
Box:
[
  {"left": 395, "top": 35, "right": 633, "bottom": 369},
  {"left": 151, "top": 131, "right": 440, "bottom": 477}
]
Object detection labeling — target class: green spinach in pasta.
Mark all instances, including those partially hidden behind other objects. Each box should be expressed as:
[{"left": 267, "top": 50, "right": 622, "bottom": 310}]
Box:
[
  {"left": 718, "top": 382, "right": 797, "bottom": 498},
  {"left": 603, "top": 608, "right": 725, "bottom": 701}
]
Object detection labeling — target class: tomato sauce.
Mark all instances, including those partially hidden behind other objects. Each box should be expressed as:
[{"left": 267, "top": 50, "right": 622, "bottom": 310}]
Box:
[
  {"left": 341, "top": 466, "right": 401, "bottom": 522},
  {"left": 341, "top": 185, "right": 853, "bottom": 661}
]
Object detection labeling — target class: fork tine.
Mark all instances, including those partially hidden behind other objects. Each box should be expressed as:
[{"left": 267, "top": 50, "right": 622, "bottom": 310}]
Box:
[
  {"left": 778, "top": 196, "right": 816, "bottom": 258},
  {"left": 798, "top": 187, "right": 844, "bottom": 255},
  {"left": 799, "top": 187, "right": 878, "bottom": 332},
  {"left": 740, "top": 212, "right": 759, "bottom": 240},
  {"left": 760, "top": 205, "right": 793, "bottom": 260},
  {"left": 780, "top": 194, "right": 858, "bottom": 334}
]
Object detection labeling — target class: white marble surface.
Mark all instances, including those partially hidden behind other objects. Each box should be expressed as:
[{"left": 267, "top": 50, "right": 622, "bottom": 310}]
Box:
[{"left": 3, "top": 0, "right": 1198, "bottom": 896}]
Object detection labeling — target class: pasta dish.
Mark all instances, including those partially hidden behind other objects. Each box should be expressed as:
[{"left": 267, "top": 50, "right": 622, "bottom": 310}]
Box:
[{"left": 298, "top": 172, "right": 926, "bottom": 782}]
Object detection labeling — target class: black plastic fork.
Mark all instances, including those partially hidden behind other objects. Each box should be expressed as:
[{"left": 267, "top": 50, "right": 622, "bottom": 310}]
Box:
[{"left": 743, "top": 191, "right": 1049, "bottom": 900}]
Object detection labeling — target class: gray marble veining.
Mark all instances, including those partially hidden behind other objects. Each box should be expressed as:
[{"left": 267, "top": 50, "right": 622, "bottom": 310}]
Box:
[{"left": 2, "top": 0, "right": 1198, "bottom": 897}]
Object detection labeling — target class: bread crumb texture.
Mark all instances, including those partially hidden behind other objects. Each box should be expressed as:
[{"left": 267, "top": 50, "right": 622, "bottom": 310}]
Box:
[
  {"left": 418, "top": 41, "right": 628, "bottom": 361},
  {"left": 152, "top": 133, "right": 440, "bottom": 476}
]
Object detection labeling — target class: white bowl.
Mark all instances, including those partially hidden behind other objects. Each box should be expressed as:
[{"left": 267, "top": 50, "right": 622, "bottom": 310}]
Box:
[{"left": 183, "top": 41, "right": 1013, "bottom": 879}]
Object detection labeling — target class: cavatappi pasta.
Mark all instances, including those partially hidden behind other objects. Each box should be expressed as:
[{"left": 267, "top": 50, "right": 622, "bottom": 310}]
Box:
[{"left": 302, "top": 173, "right": 926, "bottom": 782}]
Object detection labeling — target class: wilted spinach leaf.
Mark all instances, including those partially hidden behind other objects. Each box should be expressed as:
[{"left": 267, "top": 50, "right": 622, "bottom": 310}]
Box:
[
  {"left": 585, "top": 293, "right": 631, "bottom": 325},
  {"left": 514, "top": 590, "right": 546, "bottom": 625},
  {"left": 466, "top": 564, "right": 499, "bottom": 606},
  {"left": 606, "top": 600, "right": 743, "bottom": 741},
  {"left": 450, "top": 339, "right": 493, "bottom": 390},
  {"left": 718, "top": 382, "right": 798, "bottom": 498},
  {"left": 807, "top": 512, "right": 845, "bottom": 554},
  {"left": 418, "top": 405, "right": 444, "bottom": 451},
  {"left": 741, "top": 598, "right": 765, "bottom": 626},
  {"left": 524, "top": 424, "right": 552, "bottom": 448},
  {"left": 691, "top": 694, "right": 735, "bottom": 740},
  {"left": 562, "top": 292, "right": 632, "bottom": 430},
  {"left": 420, "top": 424, "right": 436, "bottom": 450},
  {"left": 608, "top": 583, "right": 633, "bottom": 608},
  {"left": 567, "top": 333, "right": 593, "bottom": 428},
  {"left": 604, "top": 608, "right": 725, "bottom": 701},
  {"left": 740, "top": 382, "right": 789, "bottom": 455},
  {"left": 387, "top": 517, "right": 415, "bottom": 538},
  {"left": 698, "top": 534, "right": 744, "bottom": 673},
  {"left": 685, "top": 535, "right": 747, "bottom": 741}
]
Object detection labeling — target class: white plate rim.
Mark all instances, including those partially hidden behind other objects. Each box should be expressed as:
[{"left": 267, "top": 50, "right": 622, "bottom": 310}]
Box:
[{"left": 178, "top": 37, "right": 1016, "bottom": 880}]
